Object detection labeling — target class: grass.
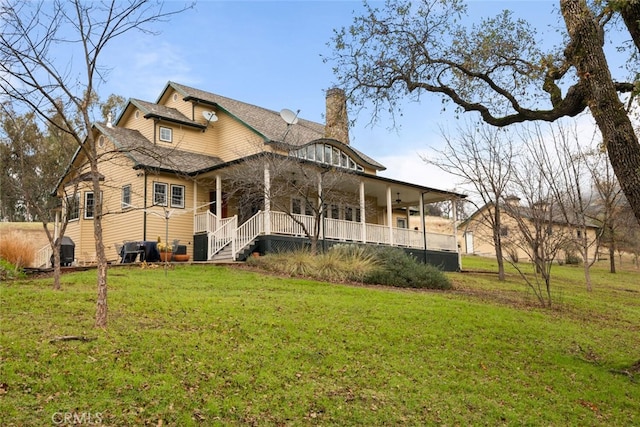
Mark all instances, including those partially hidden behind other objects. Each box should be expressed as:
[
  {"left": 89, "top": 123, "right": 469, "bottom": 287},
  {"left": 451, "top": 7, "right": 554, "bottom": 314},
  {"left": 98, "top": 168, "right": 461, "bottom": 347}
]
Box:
[{"left": 1, "top": 257, "right": 639, "bottom": 426}]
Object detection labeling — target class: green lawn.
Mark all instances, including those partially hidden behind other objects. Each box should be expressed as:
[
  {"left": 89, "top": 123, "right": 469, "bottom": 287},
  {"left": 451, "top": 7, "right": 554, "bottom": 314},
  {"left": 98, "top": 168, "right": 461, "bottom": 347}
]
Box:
[{"left": 1, "top": 257, "right": 639, "bottom": 426}]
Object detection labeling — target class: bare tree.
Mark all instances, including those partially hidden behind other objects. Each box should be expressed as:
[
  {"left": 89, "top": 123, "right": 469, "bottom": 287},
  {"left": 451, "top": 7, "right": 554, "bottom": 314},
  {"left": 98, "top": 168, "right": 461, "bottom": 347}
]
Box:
[
  {"left": 586, "top": 149, "right": 625, "bottom": 273},
  {"left": 504, "top": 150, "right": 572, "bottom": 307},
  {"left": 524, "top": 122, "right": 602, "bottom": 291},
  {"left": 425, "top": 121, "right": 516, "bottom": 280},
  {"left": 0, "top": 0, "right": 190, "bottom": 327},
  {"left": 224, "top": 151, "right": 367, "bottom": 255},
  {"left": 616, "top": 198, "right": 640, "bottom": 269},
  {"left": 328, "top": 0, "right": 640, "bottom": 225}
]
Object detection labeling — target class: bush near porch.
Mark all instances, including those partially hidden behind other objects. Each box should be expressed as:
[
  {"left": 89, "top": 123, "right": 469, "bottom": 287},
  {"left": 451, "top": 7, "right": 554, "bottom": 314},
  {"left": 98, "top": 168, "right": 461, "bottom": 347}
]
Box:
[{"left": 247, "top": 245, "right": 452, "bottom": 290}]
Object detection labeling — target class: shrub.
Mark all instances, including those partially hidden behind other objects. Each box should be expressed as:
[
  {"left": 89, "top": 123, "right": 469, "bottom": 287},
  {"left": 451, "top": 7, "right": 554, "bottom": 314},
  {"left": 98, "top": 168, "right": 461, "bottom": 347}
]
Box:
[
  {"left": 0, "top": 258, "right": 27, "bottom": 280},
  {"left": 246, "top": 245, "right": 377, "bottom": 283},
  {"left": 363, "top": 247, "right": 451, "bottom": 290},
  {"left": 0, "top": 231, "right": 35, "bottom": 268},
  {"left": 565, "top": 252, "right": 582, "bottom": 265}
]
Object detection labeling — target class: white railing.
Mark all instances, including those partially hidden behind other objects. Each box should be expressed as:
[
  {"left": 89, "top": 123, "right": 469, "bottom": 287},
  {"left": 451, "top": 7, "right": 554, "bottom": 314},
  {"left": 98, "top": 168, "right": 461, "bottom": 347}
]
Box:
[
  {"left": 425, "top": 232, "right": 457, "bottom": 251},
  {"left": 270, "top": 211, "right": 314, "bottom": 236},
  {"left": 194, "top": 211, "right": 218, "bottom": 234},
  {"left": 233, "top": 211, "right": 264, "bottom": 259},
  {"left": 209, "top": 216, "right": 237, "bottom": 258},
  {"left": 35, "top": 245, "right": 52, "bottom": 268},
  {"left": 199, "top": 209, "right": 458, "bottom": 260},
  {"left": 366, "top": 224, "right": 390, "bottom": 245},
  {"left": 324, "top": 217, "right": 363, "bottom": 242}
]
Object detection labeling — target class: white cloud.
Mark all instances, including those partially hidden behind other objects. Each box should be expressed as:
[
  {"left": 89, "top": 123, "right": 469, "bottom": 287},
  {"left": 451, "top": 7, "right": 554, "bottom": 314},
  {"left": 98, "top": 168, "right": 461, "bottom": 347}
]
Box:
[{"left": 376, "top": 152, "right": 460, "bottom": 192}]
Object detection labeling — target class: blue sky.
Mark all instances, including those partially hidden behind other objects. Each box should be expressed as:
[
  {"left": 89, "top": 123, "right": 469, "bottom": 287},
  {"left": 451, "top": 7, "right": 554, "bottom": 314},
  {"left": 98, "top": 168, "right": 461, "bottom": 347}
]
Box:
[{"left": 91, "top": 0, "right": 618, "bottom": 192}]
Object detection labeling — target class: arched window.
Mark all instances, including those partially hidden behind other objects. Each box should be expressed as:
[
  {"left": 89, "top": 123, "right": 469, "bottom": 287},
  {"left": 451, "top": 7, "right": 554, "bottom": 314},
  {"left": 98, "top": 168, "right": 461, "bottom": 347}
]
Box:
[{"left": 290, "top": 143, "right": 364, "bottom": 171}]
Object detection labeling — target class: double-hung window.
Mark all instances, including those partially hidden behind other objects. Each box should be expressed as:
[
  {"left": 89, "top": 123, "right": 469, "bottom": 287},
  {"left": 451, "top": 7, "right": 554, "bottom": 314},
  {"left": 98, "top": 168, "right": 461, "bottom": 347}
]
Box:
[
  {"left": 66, "top": 194, "right": 79, "bottom": 221},
  {"left": 121, "top": 185, "right": 132, "bottom": 209},
  {"left": 84, "top": 192, "right": 95, "bottom": 219},
  {"left": 170, "top": 185, "right": 185, "bottom": 208},
  {"left": 153, "top": 182, "right": 168, "bottom": 206}
]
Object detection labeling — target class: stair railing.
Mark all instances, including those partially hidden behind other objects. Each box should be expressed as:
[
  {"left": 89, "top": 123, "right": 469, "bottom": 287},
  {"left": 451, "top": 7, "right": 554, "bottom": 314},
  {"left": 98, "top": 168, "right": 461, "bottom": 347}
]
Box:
[
  {"left": 208, "top": 216, "right": 237, "bottom": 259},
  {"left": 233, "top": 211, "right": 264, "bottom": 260}
]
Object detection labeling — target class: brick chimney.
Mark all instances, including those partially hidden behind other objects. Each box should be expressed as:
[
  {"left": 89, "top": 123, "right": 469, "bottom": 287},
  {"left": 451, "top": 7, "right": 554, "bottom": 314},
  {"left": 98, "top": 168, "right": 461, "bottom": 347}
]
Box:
[{"left": 325, "top": 88, "right": 349, "bottom": 145}]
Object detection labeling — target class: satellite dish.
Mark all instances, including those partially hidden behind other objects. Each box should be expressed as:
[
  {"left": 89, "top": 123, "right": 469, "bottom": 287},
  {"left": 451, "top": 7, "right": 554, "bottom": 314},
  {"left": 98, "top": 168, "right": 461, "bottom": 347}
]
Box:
[
  {"left": 280, "top": 108, "right": 299, "bottom": 125},
  {"left": 202, "top": 110, "right": 218, "bottom": 123}
]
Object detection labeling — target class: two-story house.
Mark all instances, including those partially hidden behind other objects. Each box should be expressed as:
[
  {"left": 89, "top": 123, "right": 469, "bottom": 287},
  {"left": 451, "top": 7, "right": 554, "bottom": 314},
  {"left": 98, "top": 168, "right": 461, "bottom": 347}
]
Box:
[{"left": 53, "top": 82, "right": 465, "bottom": 270}]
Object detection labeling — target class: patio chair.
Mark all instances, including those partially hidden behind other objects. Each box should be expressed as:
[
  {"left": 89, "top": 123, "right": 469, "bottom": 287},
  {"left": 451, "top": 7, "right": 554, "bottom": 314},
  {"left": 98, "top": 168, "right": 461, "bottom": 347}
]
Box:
[{"left": 120, "top": 241, "right": 144, "bottom": 263}]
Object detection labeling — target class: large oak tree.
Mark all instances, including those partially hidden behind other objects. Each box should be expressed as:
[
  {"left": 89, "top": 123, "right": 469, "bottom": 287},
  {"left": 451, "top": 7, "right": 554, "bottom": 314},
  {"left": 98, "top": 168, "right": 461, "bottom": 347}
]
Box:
[{"left": 328, "top": 0, "right": 639, "bottom": 224}]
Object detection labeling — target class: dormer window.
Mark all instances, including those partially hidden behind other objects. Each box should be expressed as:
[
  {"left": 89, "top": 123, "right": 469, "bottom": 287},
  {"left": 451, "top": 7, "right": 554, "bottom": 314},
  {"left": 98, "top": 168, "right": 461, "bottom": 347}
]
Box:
[{"left": 159, "top": 126, "right": 172, "bottom": 143}]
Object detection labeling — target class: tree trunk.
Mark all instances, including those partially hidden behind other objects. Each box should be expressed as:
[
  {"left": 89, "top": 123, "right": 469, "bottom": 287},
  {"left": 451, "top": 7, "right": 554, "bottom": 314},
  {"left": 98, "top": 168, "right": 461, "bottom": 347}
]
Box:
[
  {"left": 52, "top": 245, "right": 61, "bottom": 291},
  {"left": 492, "top": 207, "right": 506, "bottom": 281},
  {"left": 90, "top": 157, "right": 109, "bottom": 328},
  {"left": 561, "top": 0, "right": 640, "bottom": 226},
  {"left": 609, "top": 231, "right": 616, "bottom": 274}
]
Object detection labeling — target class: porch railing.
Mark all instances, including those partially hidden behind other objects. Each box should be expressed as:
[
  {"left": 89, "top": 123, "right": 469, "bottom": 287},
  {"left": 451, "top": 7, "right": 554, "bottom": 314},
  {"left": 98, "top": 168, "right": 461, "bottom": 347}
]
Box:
[
  {"left": 233, "top": 211, "right": 264, "bottom": 259},
  {"left": 209, "top": 216, "right": 237, "bottom": 257},
  {"left": 194, "top": 211, "right": 217, "bottom": 234},
  {"left": 35, "top": 244, "right": 52, "bottom": 268},
  {"left": 270, "top": 211, "right": 313, "bottom": 236},
  {"left": 199, "top": 210, "right": 458, "bottom": 259}
]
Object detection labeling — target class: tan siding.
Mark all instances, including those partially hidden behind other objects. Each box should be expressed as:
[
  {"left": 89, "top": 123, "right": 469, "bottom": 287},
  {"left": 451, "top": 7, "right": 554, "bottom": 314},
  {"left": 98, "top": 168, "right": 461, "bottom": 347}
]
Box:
[
  {"left": 211, "top": 113, "right": 265, "bottom": 161},
  {"left": 143, "top": 174, "right": 197, "bottom": 257},
  {"left": 118, "top": 108, "right": 155, "bottom": 142},
  {"left": 163, "top": 89, "right": 193, "bottom": 118}
]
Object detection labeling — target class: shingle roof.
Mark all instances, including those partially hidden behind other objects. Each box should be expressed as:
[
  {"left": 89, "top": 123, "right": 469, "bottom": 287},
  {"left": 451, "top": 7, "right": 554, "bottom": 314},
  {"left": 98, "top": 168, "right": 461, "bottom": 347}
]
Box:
[
  {"left": 95, "top": 123, "right": 223, "bottom": 174},
  {"left": 166, "top": 81, "right": 386, "bottom": 171}
]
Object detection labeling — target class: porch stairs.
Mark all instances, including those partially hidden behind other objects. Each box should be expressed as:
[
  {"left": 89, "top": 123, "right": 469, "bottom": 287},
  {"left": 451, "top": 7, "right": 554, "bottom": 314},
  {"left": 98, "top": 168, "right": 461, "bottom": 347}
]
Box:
[{"left": 207, "top": 211, "right": 262, "bottom": 262}]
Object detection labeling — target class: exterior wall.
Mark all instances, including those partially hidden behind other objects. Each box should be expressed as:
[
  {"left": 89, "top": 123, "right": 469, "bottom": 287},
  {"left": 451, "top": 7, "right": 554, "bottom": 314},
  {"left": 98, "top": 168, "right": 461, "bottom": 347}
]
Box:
[
  {"left": 142, "top": 173, "right": 196, "bottom": 258},
  {"left": 118, "top": 108, "right": 155, "bottom": 143},
  {"left": 460, "top": 211, "right": 600, "bottom": 263}
]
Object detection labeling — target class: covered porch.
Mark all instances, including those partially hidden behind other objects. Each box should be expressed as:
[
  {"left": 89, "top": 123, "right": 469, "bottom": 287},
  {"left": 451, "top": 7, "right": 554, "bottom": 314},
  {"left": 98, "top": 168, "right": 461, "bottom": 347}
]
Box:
[{"left": 191, "top": 170, "right": 464, "bottom": 270}]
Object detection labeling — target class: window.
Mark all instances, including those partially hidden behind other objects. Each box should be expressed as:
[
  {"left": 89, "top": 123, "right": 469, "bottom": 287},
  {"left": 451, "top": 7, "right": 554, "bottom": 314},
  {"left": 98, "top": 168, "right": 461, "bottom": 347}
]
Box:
[
  {"left": 84, "top": 192, "right": 95, "bottom": 219},
  {"left": 292, "top": 198, "right": 313, "bottom": 216},
  {"left": 500, "top": 226, "right": 509, "bottom": 237},
  {"left": 291, "top": 143, "right": 364, "bottom": 172},
  {"left": 330, "top": 204, "right": 340, "bottom": 219},
  {"left": 396, "top": 218, "right": 407, "bottom": 228},
  {"left": 170, "top": 185, "right": 185, "bottom": 208},
  {"left": 345, "top": 206, "right": 353, "bottom": 221},
  {"left": 153, "top": 182, "right": 168, "bottom": 206},
  {"left": 159, "top": 126, "right": 172, "bottom": 142},
  {"left": 576, "top": 229, "right": 582, "bottom": 238},
  {"left": 292, "top": 198, "right": 302, "bottom": 215},
  {"left": 122, "top": 185, "right": 132, "bottom": 209},
  {"left": 66, "top": 194, "right": 79, "bottom": 221}
]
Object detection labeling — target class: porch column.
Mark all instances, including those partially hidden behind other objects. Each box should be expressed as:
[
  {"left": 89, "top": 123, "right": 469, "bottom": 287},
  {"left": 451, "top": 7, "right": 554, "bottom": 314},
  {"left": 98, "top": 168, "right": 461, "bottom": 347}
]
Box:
[
  {"left": 359, "top": 180, "right": 366, "bottom": 243},
  {"left": 452, "top": 197, "right": 461, "bottom": 270},
  {"left": 264, "top": 165, "right": 271, "bottom": 234},
  {"left": 193, "top": 180, "right": 198, "bottom": 234},
  {"left": 215, "top": 175, "right": 222, "bottom": 218},
  {"left": 386, "top": 185, "right": 393, "bottom": 245},
  {"left": 318, "top": 172, "right": 324, "bottom": 240},
  {"left": 419, "top": 192, "right": 426, "bottom": 250},
  {"left": 193, "top": 180, "right": 198, "bottom": 212}
]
